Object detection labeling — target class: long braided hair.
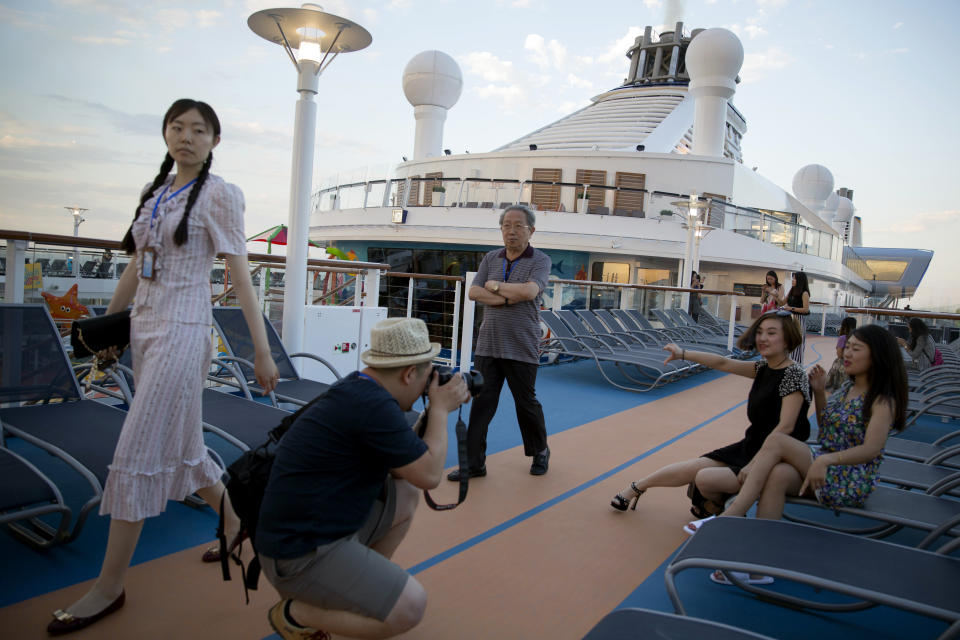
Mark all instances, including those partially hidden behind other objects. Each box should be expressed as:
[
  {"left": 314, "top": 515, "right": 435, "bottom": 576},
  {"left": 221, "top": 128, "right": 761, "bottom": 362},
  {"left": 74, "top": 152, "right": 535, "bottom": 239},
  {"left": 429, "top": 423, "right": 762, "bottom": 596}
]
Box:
[{"left": 120, "top": 99, "right": 221, "bottom": 254}]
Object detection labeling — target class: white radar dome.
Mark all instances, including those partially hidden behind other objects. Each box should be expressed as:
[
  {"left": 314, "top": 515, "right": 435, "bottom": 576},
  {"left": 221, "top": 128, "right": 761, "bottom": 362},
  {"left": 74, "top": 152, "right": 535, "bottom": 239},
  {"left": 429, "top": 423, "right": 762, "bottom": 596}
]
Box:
[
  {"left": 822, "top": 191, "right": 839, "bottom": 220},
  {"left": 835, "top": 196, "right": 855, "bottom": 223},
  {"left": 686, "top": 28, "right": 743, "bottom": 86},
  {"left": 792, "top": 164, "right": 835, "bottom": 204},
  {"left": 402, "top": 50, "right": 463, "bottom": 109}
]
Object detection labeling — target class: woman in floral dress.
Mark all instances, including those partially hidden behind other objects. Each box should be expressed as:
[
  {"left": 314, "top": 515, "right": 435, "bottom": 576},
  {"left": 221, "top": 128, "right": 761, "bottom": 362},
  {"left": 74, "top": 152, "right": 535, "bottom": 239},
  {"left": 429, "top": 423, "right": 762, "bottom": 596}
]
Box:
[{"left": 47, "top": 99, "right": 279, "bottom": 635}]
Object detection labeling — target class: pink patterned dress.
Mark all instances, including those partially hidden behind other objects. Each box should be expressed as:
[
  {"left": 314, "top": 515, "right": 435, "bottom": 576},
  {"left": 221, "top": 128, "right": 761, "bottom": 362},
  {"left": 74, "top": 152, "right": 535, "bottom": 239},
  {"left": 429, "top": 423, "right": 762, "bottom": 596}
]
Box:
[{"left": 99, "top": 174, "right": 247, "bottom": 521}]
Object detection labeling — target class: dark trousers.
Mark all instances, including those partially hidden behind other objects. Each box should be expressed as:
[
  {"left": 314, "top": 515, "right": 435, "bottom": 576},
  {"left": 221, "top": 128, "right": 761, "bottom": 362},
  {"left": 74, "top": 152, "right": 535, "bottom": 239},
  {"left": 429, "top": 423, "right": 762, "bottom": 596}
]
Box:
[{"left": 466, "top": 356, "right": 547, "bottom": 469}]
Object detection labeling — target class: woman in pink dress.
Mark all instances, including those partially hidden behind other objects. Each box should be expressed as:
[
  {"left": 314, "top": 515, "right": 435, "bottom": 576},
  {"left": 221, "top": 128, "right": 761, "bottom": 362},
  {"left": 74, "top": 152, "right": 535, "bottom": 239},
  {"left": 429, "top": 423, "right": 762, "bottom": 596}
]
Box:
[{"left": 48, "top": 99, "right": 279, "bottom": 635}]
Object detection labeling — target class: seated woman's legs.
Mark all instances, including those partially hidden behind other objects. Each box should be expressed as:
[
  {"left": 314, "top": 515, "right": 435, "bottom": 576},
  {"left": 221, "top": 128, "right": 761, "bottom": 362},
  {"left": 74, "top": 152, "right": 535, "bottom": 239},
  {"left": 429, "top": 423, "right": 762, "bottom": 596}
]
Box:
[
  {"left": 612, "top": 457, "right": 728, "bottom": 509},
  {"left": 755, "top": 462, "right": 803, "bottom": 520},
  {"left": 692, "top": 466, "right": 741, "bottom": 509},
  {"left": 723, "top": 433, "right": 812, "bottom": 517}
]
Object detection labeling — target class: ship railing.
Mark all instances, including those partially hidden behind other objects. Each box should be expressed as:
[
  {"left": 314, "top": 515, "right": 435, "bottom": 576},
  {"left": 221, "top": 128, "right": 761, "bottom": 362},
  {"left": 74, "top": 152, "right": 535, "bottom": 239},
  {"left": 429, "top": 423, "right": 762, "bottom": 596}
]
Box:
[
  {"left": 314, "top": 177, "right": 839, "bottom": 261},
  {"left": 2, "top": 230, "right": 472, "bottom": 370}
]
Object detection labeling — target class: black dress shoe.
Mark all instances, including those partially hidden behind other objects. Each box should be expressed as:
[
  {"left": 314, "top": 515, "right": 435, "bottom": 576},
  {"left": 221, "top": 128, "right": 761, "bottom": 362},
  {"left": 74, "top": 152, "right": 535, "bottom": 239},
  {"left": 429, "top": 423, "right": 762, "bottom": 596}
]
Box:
[
  {"left": 530, "top": 448, "right": 550, "bottom": 475},
  {"left": 47, "top": 591, "right": 125, "bottom": 635},
  {"left": 447, "top": 466, "right": 486, "bottom": 481}
]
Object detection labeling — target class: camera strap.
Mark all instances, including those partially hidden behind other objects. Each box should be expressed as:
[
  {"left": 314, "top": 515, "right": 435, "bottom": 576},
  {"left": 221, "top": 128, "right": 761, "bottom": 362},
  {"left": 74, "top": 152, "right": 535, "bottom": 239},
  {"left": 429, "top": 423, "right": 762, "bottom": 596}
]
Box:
[{"left": 421, "top": 407, "right": 469, "bottom": 511}]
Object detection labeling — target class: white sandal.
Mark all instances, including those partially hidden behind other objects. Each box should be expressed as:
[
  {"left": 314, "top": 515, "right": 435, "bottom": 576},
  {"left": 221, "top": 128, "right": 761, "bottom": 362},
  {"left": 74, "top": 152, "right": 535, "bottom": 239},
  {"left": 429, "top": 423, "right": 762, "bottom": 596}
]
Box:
[{"left": 683, "top": 515, "right": 716, "bottom": 535}]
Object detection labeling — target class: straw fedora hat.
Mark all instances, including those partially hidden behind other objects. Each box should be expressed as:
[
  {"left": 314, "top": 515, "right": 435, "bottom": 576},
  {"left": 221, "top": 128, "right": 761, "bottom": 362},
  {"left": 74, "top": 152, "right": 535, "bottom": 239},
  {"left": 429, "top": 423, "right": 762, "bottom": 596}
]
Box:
[{"left": 360, "top": 318, "right": 441, "bottom": 368}]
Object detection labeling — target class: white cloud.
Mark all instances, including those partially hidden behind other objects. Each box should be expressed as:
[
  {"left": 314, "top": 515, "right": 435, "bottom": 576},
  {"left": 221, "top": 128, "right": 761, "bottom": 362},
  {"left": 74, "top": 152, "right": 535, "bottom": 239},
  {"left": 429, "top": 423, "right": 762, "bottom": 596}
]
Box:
[
  {"left": 565, "top": 73, "right": 593, "bottom": 90},
  {"left": 740, "top": 46, "right": 793, "bottom": 83},
  {"left": 363, "top": 8, "right": 378, "bottom": 21},
  {"left": 597, "top": 27, "right": 644, "bottom": 65},
  {"left": 643, "top": 0, "right": 661, "bottom": 8},
  {"left": 388, "top": 0, "right": 411, "bottom": 9},
  {"left": 524, "top": 34, "right": 567, "bottom": 70},
  {"left": 893, "top": 22, "right": 903, "bottom": 29},
  {"left": 890, "top": 48, "right": 909, "bottom": 54},
  {"left": 744, "top": 23, "right": 767, "bottom": 38},
  {"left": 195, "top": 10, "right": 221, "bottom": 28},
  {"left": 512, "top": 0, "right": 533, "bottom": 6},
  {"left": 757, "top": 0, "right": 788, "bottom": 6},
  {"left": 472, "top": 83, "right": 527, "bottom": 110},
  {"left": 460, "top": 51, "right": 519, "bottom": 84}
]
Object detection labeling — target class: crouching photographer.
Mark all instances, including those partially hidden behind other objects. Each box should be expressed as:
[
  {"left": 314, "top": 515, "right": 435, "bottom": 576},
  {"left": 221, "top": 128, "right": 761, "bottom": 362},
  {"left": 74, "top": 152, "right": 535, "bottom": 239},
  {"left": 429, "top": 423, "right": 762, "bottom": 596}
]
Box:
[{"left": 256, "top": 318, "right": 469, "bottom": 640}]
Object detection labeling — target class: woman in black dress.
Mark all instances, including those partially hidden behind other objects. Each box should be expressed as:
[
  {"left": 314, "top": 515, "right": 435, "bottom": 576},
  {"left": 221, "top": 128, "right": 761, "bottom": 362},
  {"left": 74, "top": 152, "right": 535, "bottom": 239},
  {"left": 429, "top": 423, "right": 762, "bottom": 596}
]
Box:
[
  {"left": 783, "top": 271, "right": 810, "bottom": 364},
  {"left": 610, "top": 311, "right": 810, "bottom": 520}
]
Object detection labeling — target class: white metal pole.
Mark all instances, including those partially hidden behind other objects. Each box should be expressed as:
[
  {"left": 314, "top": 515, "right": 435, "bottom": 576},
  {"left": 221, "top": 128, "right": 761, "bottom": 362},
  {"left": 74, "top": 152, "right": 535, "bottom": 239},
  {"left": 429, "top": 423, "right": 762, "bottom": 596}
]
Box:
[
  {"left": 281, "top": 61, "right": 320, "bottom": 355},
  {"left": 5, "top": 240, "right": 26, "bottom": 303},
  {"left": 459, "top": 271, "right": 477, "bottom": 371},
  {"left": 406, "top": 277, "right": 414, "bottom": 317},
  {"left": 727, "top": 294, "right": 737, "bottom": 351},
  {"left": 450, "top": 280, "right": 461, "bottom": 368},
  {"left": 73, "top": 216, "right": 81, "bottom": 285}
]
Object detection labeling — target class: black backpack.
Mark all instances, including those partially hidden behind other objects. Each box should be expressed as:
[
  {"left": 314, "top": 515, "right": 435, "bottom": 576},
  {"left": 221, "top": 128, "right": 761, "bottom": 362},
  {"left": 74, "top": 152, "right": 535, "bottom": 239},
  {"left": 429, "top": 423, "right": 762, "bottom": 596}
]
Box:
[{"left": 217, "top": 394, "right": 326, "bottom": 601}]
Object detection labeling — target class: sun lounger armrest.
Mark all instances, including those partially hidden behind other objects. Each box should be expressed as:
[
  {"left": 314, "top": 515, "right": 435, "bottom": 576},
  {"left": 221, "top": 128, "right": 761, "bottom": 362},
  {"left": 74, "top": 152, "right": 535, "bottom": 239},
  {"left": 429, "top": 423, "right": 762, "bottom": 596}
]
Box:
[
  {"left": 933, "top": 430, "right": 960, "bottom": 447},
  {"left": 210, "top": 356, "right": 280, "bottom": 407},
  {"left": 927, "top": 470, "right": 960, "bottom": 496},
  {"left": 72, "top": 363, "right": 134, "bottom": 405},
  {"left": 288, "top": 352, "right": 342, "bottom": 381}
]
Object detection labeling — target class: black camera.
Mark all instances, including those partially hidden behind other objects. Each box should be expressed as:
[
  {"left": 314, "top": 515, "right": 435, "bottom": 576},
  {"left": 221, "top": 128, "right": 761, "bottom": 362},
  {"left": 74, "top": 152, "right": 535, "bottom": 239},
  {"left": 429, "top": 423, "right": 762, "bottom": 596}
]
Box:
[{"left": 434, "top": 365, "right": 484, "bottom": 397}]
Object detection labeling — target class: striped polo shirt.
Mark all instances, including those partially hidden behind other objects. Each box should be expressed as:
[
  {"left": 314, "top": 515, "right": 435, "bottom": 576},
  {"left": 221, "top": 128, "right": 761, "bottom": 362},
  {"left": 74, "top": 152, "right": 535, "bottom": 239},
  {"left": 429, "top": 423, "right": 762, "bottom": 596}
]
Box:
[{"left": 472, "top": 244, "right": 551, "bottom": 364}]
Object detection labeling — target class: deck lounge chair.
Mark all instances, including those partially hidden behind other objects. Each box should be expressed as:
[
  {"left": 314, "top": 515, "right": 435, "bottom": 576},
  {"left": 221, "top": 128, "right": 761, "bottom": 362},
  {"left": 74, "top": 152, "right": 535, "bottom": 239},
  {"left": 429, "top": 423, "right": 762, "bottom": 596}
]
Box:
[
  {"left": 595, "top": 309, "right": 729, "bottom": 358},
  {"left": 886, "top": 429, "right": 960, "bottom": 470},
  {"left": 0, "top": 303, "right": 138, "bottom": 543},
  {"left": 665, "top": 517, "right": 960, "bottom": 639},
  {"left": 651, "top": 308, "right": 731, "bottom": 349},
  {"left": 212, "top": 306, "right": 341, "bottom": 406},
  {"left": 582, "top": 608, "right": 775, "bottom": 640},
  {"left": 539, "top": 310, "right": 692, "bottom": 391},
  {"left": 782, "top": 479, "right": 960, "bottom": 540},
  {"left": 564, "top": 310, "right": 715, "bottom": 362},
  {"left": 0, "top": 445, "right": 72, "bottom": 549}
]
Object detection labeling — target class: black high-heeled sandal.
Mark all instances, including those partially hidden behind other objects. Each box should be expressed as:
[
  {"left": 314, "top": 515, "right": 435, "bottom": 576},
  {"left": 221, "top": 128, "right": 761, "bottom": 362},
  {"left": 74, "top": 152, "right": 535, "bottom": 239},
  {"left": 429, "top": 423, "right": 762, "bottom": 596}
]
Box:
[{"left": 610, "top": 482, "right": 644, "bottom": 511}]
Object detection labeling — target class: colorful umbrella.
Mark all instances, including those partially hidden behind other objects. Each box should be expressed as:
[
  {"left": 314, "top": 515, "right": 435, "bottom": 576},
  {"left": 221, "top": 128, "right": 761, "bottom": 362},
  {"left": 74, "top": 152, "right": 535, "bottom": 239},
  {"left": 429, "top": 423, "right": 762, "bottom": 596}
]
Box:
[{"left": 247, "top": 224, "right": 322, "bottom": 253}]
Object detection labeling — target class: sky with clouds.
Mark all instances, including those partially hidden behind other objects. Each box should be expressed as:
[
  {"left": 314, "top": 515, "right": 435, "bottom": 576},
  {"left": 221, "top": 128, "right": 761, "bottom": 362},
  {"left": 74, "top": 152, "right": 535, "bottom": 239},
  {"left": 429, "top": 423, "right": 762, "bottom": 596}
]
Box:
[{"left": 1, "top": 0, "right": 958, "bottom": 309}]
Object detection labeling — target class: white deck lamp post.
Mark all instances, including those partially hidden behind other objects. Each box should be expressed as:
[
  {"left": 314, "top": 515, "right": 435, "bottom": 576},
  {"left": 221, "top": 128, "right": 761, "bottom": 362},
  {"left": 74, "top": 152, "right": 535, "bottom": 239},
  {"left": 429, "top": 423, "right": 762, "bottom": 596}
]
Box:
[
  {"left": 65, "top": 206, "right": 88, "bottom": 283},
  {"left": 672, "top": 193, "right": 708, "bottom": 310},
  {"left": 248, "top": 4, "right": 371, "bottom": 354}
]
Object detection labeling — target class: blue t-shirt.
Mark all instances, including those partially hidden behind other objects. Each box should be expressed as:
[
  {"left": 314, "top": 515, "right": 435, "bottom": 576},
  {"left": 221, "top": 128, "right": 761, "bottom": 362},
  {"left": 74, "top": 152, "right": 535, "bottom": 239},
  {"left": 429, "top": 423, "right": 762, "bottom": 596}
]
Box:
[{"left": 256, "top": 372, "right": 428, "bottom": 558}]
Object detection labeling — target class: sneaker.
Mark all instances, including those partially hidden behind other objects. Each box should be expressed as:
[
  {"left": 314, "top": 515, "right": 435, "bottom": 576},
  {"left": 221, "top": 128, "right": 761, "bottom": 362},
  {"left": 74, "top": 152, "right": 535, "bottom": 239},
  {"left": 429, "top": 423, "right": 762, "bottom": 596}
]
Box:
[
  {"left": 268, "top": 600, "right": 330, "bottom": 640},
  {"left": 530, "top": 448, "right": 550, "bottom": 475},
  {"left": 683, "top": 515, "right": 716, "bottom": 535},
  {"left": 447, "top": 466, "right": 486, "bottom": 481}
]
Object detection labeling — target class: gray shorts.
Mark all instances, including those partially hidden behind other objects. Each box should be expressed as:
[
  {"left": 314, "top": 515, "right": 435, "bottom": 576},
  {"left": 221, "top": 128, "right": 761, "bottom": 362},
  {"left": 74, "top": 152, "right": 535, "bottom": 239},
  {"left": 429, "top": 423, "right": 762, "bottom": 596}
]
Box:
[{"left": 260, "top": 478, "right": 409, "bottom": 622}]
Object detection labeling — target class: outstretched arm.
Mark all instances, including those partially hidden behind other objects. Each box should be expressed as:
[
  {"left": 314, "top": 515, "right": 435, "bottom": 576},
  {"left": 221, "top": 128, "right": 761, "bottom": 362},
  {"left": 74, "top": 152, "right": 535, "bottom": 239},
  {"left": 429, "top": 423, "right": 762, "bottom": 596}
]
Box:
[{"left": 663, "top": 343, "right": 757, "bottom": 378}]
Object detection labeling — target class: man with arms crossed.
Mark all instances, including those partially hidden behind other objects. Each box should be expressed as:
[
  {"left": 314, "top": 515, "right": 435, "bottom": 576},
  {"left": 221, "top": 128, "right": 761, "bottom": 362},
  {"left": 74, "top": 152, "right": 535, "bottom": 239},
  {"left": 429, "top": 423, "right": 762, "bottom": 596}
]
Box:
[
  {"left": 257, "top": 318, "right": 470, "bottom": 639},
  {"left": 450, "top": 204, "right": 552, "bottom": 479}
]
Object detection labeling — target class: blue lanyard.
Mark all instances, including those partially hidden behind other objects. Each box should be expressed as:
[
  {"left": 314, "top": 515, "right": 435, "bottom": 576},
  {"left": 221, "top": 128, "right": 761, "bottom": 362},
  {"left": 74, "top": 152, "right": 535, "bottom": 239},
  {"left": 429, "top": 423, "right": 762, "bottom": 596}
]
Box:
[
  {"left": 150, "top": 179, "right": 196, "bottom": 230},
  {"left": 503, "top": 257, "right": 519, "bottom": 282}
]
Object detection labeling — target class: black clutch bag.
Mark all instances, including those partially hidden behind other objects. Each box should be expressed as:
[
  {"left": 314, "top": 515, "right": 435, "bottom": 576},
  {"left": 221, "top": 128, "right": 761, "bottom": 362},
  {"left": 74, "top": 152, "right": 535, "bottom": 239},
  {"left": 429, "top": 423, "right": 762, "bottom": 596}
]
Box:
[{"left": 71, "top": 310, "right": 132, "bottom": 365}]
